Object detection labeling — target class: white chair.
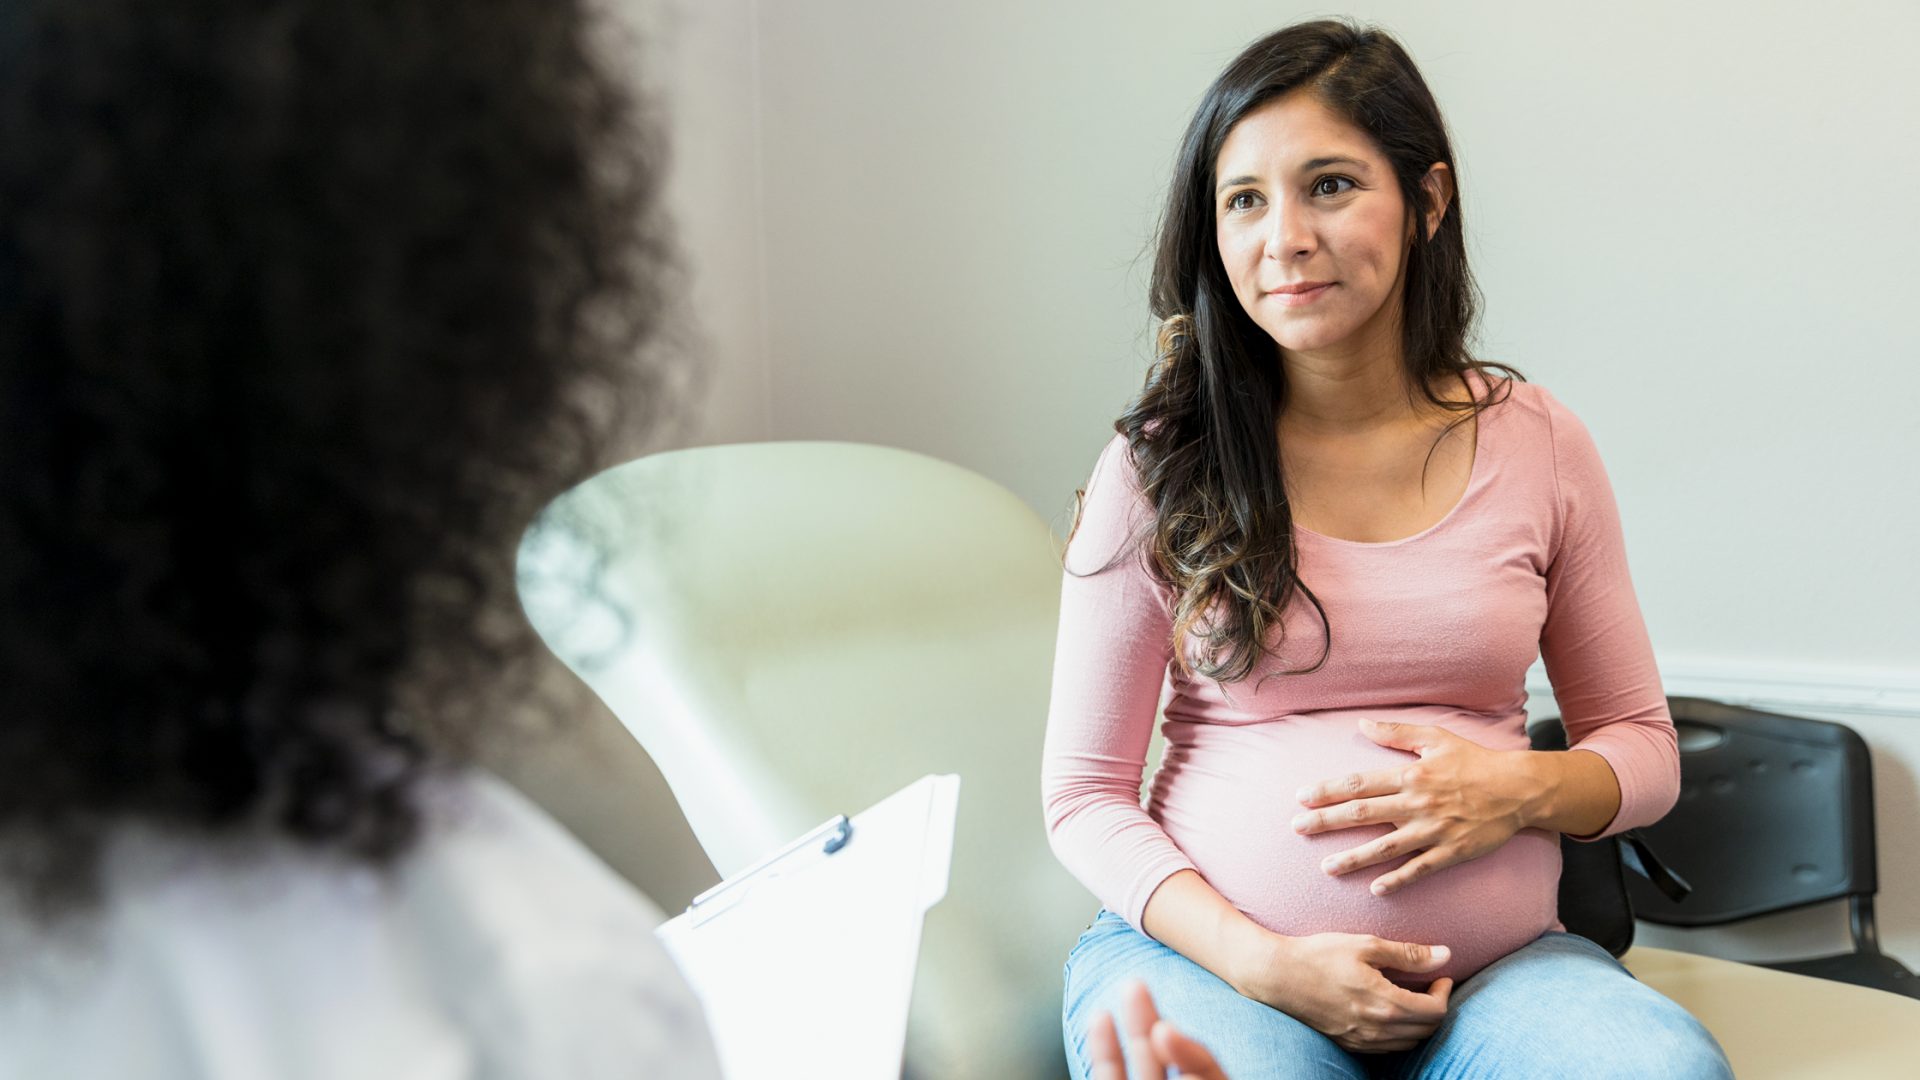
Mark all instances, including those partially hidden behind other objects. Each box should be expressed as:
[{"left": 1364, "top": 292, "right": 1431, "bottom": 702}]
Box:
[{"left": 518, "top": 441, "right": 1090, "bottom": 1078}]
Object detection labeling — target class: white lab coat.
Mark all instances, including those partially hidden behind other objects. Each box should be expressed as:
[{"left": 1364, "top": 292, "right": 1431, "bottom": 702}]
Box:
[{"left": 0, "top": 769, "right": 723, "bottom": 1080}]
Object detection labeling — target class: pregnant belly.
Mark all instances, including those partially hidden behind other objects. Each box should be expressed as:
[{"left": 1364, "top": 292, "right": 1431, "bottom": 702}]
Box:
[{"left": 1150, "top": 711, "right": 1562, "bottom": 986}]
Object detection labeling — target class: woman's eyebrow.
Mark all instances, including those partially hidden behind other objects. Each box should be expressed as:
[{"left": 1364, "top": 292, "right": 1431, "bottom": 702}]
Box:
[
  {"left": 1300, "top": 155, "right": 1370, "bottom": 173},
  {"left": 1215, "top": 156, "right": 1372, "bottom": 192}
]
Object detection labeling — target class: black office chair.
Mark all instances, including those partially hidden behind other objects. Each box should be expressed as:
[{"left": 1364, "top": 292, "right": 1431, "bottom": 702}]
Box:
[
  {"left": 1528, "top": 715, "right": 1690, "bottom": 959},
  {"left": 1576, "top": 696, "right": 1917, "bottom": 999}
]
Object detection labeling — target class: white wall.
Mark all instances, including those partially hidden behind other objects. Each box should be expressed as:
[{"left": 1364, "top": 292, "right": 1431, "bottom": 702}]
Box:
[
  {"left": 543, "top": 0, "right": 1920, "bottom": 982},
  {"left": 643, "top": 0, "right": 770, "bottom": 450},
  {"left": 753, "top": 0, "right": 1920, "bottom": 663}
]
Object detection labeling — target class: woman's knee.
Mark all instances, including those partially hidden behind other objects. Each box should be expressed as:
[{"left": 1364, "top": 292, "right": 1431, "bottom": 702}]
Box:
[
  {"left": 1419, "top": 932, "right": 1733, "bottom": 1079},
  {"left": 1616, "top": 1010, "right": 1735, "bottom": 1080}
]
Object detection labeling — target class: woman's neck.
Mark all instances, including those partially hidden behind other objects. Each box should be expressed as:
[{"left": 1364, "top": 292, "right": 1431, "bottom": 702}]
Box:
[{"left": 1277, "top": 346, "right": 1421, "bottom": 433}]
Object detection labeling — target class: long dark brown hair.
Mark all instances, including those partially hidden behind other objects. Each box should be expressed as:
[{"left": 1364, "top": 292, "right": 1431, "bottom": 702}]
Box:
[{"left": 1095, "top": 18, "right": 1521, "bottom": 683}]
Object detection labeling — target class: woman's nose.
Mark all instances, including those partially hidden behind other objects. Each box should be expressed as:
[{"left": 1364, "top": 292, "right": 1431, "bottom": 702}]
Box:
[{"left": 1263, "top": 199, "right": 1312, "bottom": 260}]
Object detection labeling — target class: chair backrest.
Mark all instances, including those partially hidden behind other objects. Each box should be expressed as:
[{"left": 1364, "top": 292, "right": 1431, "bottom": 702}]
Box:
[
  {"left": 1626, "top": 696, "right": 1878, "bottom": 926},
  {"left": 516, "top": 441, "right": 1090, "bottom": 1080}
]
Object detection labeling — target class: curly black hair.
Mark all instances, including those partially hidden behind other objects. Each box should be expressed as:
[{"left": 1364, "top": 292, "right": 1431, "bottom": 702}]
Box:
[{"left": 0, "top": 0, "right": 679, "bottom": 910}]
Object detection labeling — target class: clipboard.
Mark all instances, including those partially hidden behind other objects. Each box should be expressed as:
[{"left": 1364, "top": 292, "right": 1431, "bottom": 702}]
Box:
[{"left": 656, "top": 774, "right": 960, "bottom": 1079}]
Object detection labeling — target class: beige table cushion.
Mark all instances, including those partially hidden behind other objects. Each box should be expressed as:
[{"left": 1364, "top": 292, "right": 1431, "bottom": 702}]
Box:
[{"left": 1623, "top": 945, "right": 1920, "bottom": 1078}]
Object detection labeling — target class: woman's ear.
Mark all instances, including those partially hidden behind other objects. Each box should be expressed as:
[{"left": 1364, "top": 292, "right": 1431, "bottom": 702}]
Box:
[{"left": 1422, "top": 162, "right": 1454, "bottom": 240}]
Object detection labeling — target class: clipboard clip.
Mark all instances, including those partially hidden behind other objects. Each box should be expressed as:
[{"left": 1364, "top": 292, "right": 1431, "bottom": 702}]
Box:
[{"left": 688, "top": 813, "right": 854, "bottom": 914}]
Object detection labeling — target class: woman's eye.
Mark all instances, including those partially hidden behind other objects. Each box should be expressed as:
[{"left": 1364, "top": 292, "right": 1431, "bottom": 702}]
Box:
[
  {"left": 1313, "top": 175, "right": 1356, "bottom": 198},
  {"left": 1227, "top": 190, "right": 1261, "bottom": 212}
]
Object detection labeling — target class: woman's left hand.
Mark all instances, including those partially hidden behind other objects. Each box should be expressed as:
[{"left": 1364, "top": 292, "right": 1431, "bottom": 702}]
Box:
[{"left": 1292, "top": 717, "right": 1543, "bottom": 897}]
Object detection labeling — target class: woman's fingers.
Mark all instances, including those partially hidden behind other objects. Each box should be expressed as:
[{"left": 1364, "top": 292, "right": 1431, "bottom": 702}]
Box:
[
  {"left": 1295, "top": 767, "right": 1405, "bottom": 809},
  {"left": 1314, "top": 823, "right": 1428, "bottom": 873},
  {"left": 1348, "top": 973, "right": 1455, "bottom": 1053},
  {"left": 1088, "top": 1011, "right": 1129, "bottom": 1080},
  {"left": 1121, "top": 979, "right": 1161, "bottom": 1036},
  {"left": 1369, "top": 847, "right": 1460, "bottom": 895},
  {"left": 1343, "top": 1009, "right": 1448, "bottom": 1054},
  {"left": 1119, "top": 981, "right": 1167, "bottom": 1080},
  {"left": 1151, "top": 1020, "right": 1229, "bottom": 1080},
  {"left": 1382, "top": 978, "right": 1451, "bottom": 1020},
  {"left": 1091, "top": 981, "right": 1233, "bottom": 1079}
]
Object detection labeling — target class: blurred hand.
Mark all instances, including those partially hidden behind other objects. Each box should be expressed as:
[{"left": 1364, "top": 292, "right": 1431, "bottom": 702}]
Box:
[{"left": 1086, "top": 981, "right": 1228, "bottom": 1080}]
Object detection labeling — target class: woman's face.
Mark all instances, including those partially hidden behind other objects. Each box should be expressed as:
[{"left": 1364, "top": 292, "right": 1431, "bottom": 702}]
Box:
[{"left": 1213, "top": 91, "right": 1448, "bottom": 362}]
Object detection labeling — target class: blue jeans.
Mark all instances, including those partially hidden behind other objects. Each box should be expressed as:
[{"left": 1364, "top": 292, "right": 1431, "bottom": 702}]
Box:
[{"left": 1062, "top": 910, "right": 1734, "bottom": 1079}]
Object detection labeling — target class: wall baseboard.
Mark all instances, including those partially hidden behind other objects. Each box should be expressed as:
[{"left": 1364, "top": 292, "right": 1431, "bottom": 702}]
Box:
[{"left": 1526, "top": 659, "right": 1920, "bottom": 719}]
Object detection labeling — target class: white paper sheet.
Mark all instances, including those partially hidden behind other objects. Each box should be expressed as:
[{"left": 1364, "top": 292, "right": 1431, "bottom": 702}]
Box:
[{"left": 656, "top": 774, "right": 960, "bottom": 1080}]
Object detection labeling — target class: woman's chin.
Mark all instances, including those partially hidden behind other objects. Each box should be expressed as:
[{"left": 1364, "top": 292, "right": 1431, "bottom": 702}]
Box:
[{"left": 1261, "top": 322, "right": 1361, "bottom": 355}]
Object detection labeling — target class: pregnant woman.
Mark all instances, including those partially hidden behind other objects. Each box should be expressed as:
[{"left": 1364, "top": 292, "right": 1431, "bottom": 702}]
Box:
[{"left": 1041, "top": 20, "right": 1734, "bottom": 1079}]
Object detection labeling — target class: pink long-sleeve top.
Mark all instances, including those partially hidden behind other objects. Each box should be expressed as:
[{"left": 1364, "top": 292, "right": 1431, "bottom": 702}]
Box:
[{"left": 1040, "top": 372, "right": 1678, "bottom": 985}]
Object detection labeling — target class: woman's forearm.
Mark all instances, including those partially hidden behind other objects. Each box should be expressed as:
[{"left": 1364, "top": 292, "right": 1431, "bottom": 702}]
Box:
[
  {"left": 1140, "top": 869, "right": 1292, "bottom": 996},
  {"left": 1521, "top": 747, "right": 1623, "bottom": 840}
]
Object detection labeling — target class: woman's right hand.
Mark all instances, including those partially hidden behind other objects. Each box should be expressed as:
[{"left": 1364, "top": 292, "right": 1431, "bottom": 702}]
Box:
[{"left": 1232, "top": 932, "right": 1455, "bottom": 1054}]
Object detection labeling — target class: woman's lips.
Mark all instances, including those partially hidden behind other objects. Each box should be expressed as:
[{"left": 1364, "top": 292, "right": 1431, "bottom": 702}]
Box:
[{"left": 1268, "top": 282, "right": 1335, "bottom": 306}]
